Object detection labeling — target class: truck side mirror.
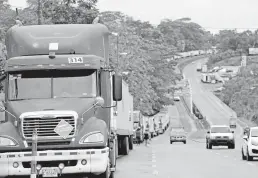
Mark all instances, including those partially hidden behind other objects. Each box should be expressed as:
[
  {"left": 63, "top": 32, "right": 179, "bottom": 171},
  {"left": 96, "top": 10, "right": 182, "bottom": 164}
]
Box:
[
  {"left": 243, "top": 135, "right": 248, "bottom": 141},
  {"left": 113, "top": 74, "right": 122, "bottom": 101},
  {"left": 207, "top": 131, "right": 210, "bottom": 134}
]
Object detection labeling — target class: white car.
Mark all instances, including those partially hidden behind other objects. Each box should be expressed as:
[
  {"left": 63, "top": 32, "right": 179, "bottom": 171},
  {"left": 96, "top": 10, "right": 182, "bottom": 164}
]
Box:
[
  {"left": 242, "top": 127, "right": 258, "bottom": 161},
  {"left": 206, "top": 125, "right": 235, "bottom": 149},
  {"left": 173, "top": 96, "right": 180, "bottom": 101}
]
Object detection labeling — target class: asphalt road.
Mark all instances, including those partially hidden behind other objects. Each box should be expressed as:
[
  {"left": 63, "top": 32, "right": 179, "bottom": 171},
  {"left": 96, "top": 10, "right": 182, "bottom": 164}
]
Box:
[{"left": 115, "top": 105, "right": 258, "bottom": 178}]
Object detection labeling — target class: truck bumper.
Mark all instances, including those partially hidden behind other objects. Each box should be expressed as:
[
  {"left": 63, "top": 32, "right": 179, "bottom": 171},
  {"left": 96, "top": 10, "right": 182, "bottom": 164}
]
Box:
[{"left": 0, "top": 147, "right": 109, "bottom": 177}]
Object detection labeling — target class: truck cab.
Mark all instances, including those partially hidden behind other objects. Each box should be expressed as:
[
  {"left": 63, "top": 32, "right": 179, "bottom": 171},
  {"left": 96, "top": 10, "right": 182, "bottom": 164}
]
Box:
[{"left": 0, "top": 23, "right": 123, "bottom": 178}]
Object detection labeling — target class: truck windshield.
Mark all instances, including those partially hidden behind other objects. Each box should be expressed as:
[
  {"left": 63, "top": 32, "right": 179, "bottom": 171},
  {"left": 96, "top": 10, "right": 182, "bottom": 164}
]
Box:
[
  {"left": 8, "top": 69, "right": 97, "bottom": 100},
  {"left": 211, "top": 127, "right": 230, "bottom": 133}
]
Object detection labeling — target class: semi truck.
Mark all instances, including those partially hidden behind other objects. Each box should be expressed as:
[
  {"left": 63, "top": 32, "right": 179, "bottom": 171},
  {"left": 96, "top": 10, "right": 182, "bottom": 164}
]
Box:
[
  {"left": 157, "top": 112, "right": 169, "bottom": 134},
  {"left": 132, "top": 110, "right": 144, "bottom": 143},
  {"left": 153, "top": 115, "right": 160, "bottom": 136},
  {"left": 0, "top": 23, "right": 133, "bottom": 178}
]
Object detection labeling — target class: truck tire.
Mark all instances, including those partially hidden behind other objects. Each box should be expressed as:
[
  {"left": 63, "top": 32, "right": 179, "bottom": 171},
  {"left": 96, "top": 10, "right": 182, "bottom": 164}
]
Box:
[
  {"left": 129, "top": 136, "right": 133, "bottom": 150},
  {"left": 122, "top": 137, "right": 129, "bottom": 155}
]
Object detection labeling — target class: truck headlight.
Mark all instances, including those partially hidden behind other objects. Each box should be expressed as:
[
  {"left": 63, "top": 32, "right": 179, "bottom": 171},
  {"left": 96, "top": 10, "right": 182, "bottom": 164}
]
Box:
[
  {"left": 0, "top": 136, "right": 18, "bottom": 146},
  {"left": 79, "top": 132, "right": 104, "bottom": 144}
]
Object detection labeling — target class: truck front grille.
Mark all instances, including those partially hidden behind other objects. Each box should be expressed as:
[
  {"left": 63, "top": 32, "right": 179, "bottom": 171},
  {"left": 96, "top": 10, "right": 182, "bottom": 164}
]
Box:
[{"left": 22, "top": 116, "right": 75, "bottom": 139}]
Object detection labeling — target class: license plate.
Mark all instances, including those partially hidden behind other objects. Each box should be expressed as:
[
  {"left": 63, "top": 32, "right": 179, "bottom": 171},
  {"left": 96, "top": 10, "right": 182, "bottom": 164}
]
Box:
[{"left": 42, "top": 168, "right": 58, "bottom": 177}]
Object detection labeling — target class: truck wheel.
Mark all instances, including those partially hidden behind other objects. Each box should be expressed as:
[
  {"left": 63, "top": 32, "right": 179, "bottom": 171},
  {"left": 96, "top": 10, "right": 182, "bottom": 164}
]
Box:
[
  {"left": 170, "top": 141, "right": 173, "bottom": 144},
  {"left": 122, "top": 137, "right": 129, "bottom": 155},
  {"left": 129, "top": 136, "right": 133, "bottom": 150}
]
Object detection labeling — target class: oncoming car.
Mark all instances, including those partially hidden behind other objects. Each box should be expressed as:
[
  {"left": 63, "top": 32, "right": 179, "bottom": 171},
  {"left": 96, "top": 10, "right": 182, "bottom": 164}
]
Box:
[
  {"left": 242, "top": 127, "right": 258, "bottom": 161},
  {"left": 170, "top": 127, "right": 186, "bottom": 144},
  {"left": 206, "top": 125, "right": 235, "bottom": 149}
]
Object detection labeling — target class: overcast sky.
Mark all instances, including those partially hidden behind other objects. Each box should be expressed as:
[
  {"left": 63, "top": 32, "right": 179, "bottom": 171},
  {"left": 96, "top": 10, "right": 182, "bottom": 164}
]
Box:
[{"left": 7, "top": 0, "right": 258, "bottom": 34}]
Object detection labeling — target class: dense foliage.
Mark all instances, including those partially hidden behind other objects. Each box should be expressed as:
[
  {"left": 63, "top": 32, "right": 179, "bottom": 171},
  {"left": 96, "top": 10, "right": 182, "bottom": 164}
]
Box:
[
  {"left": 208, "top": 29, "right": 258, "bottom": 67},
  {"left": 0, "top": 0, "right": 212, "bottom": 115}
]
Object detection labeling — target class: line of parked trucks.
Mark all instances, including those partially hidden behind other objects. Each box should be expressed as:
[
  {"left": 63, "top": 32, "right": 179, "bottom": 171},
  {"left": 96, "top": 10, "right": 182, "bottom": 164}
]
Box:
[{"left": 132, "top": 109, "right": 170, "bottom": 143}]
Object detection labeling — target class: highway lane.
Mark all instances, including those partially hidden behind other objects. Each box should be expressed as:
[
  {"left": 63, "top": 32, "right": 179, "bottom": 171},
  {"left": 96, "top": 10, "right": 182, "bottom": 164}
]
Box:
[
  {"left": 182, "top": 58, "right": 258, "bottom": 166},
  {"left": 115, "top": 105, "right": 258, "bottom": 178},
  {"left": 153, "top": 134, "right": 258, "bottom": 178},
  {"left": 175, "top": 101, "right": 197, "bottom": 133}
]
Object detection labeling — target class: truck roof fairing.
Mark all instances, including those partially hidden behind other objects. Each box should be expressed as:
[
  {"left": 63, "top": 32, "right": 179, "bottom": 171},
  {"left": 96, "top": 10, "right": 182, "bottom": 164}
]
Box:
[
  {"left": 5, "top": 24, "right": 110, "bottom": 62},
  {"left": 6, "top": 54, "right": 103, "bottom": 72}
]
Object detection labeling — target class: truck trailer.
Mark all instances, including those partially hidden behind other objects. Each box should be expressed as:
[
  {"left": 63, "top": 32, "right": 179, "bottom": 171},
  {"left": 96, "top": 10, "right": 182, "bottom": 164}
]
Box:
[
  {"left": 113, "top": 81, "right": 134, "bottom": 156},
  {"left": 132, "top": 111, "right": 144, "bottom": 143},
  {"left": 0, "top": 23, "right": 133, "bottom": 178}
]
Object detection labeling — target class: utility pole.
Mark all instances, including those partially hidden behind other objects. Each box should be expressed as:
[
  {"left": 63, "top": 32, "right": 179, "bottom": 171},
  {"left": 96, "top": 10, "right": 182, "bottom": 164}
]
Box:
[{"left": 38, "top": 0, "right": 42, "bottom": 25}]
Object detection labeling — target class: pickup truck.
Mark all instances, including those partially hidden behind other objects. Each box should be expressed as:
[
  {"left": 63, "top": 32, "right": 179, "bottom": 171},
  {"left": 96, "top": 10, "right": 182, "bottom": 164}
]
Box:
[{"left": 206, "top": 125, "right": 235, "bottom": 149}]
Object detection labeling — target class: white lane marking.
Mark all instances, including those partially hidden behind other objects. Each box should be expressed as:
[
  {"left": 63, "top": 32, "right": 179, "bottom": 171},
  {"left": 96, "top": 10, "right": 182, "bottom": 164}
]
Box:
[
  {"left": 152, "top": 164, "right": 157, "bottom": 168},
  {"left": 224, "top": 155, "right": 228, "bottom": 158},
  {"left": 151, "top": 159, "right": 156, "bottom": 163},
  {"left": 216, "top": 153, "right": 220, "bottom": 155}
]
